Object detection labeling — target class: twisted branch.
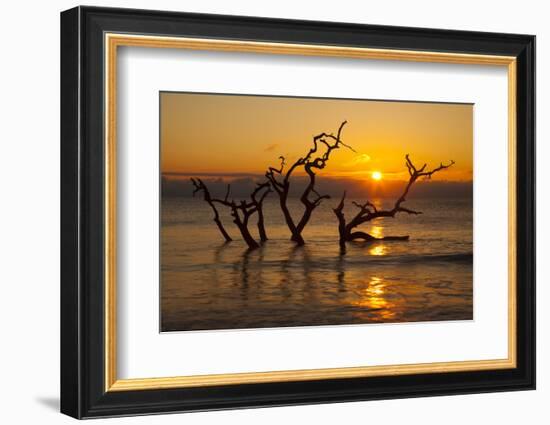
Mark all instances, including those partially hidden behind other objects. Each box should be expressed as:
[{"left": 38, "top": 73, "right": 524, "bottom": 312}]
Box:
[
  {"left": 333, "top": 155, "right": 454, "bottom": 245},
  {"left": 190, "top": 178, "right": 232, "bottom": 242},
  {"left": 265, "top": 121, "right": 353, "bottom": 244}
]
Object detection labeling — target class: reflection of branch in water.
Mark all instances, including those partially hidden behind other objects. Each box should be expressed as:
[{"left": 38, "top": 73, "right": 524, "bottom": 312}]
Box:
[
  {"left": 251, "top": 246, "right": 265, "bottom": 289},
  {"left": 239, "top": 249, "right": 251, "bottom": 300},
  {"left": 231, "top": 245, "right": 266, "bottom": 301},
  {"left": 336, "top": 251, "right": 347, "bottom": 293},
  {"left": 211, "top": 242, "right": 231, "bottom": 285},
  {"left": 278, "top": 244, "right": 317, "bottom": 303},
  {"left": 278, "top": 245, "right": 293, "bottom": 300},
  {"left": 299, "top": 246, "right": 316, "bottom": 303},
  {"left": 213, "top": 242, "right": 231, "bottom": 263}
]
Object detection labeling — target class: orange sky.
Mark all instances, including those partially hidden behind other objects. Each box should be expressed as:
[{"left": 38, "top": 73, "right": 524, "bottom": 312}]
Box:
[{"left": 160, "top": 92, "right": 472, "bottom": 182}]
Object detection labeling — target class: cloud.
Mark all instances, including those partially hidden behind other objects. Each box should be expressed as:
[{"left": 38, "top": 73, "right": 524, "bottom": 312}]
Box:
[
  {"left": 345, "top": 153, "right": 371, "bottom": 167},
  {"left": 264, "top": 143, "right": 278, "bottom": 152}
]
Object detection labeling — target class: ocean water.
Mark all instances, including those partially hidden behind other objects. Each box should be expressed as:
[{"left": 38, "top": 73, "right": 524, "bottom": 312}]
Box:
[{"left": 161, "top": 196, "right": 473, "bottom": 331}]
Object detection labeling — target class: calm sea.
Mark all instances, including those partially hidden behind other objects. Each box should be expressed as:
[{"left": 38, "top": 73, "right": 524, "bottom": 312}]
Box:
[{"left": 161, "top": 196, "right": 473, "bottom": 331}]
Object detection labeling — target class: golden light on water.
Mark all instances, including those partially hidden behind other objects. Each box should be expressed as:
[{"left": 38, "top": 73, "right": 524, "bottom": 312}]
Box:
[
  {"left": 370, "top": 225, "right": 383, "bottom": 239},
  {"left": 366, "top": 277, "right": 395, "bottom": 319},
  {"left": 367, "top": 277, "right": 385, "bottom": 296},
  {"left": 371, "top": 171, "right": 382, "bottom": 181},
  {"left": 369, "top": 244, "right": 387, "bottom": 256},
  {"left": 351, "top": 276, "right": 396, "bottom": 320}
]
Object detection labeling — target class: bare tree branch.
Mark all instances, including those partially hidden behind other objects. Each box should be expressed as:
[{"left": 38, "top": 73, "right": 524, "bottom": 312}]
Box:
[
  {"left": 196, "top": 178, "right": 272, "bottom": 249},
  {"left": 190, "top": 178, "right": 232, "bottom": 242},
  {"left": 265, "top": 121, "right": 353, "bottom": 245},
  {"left": 333, "top": 155, "right": 454, "bottom": 246},
  {"left": 250, "top": 181, "right": 272, "bottom": 242}
]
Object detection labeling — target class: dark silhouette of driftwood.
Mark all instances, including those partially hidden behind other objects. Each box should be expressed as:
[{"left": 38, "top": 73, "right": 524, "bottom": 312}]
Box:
[
  {"left": 250, "top": 182, "right": 271, "bottom": 242},
  {"left": 265, "top": 121, "right": 354, "bottom": 245},
  {"left": 191, "top": 178, "right": 271, "bottom": 250},
  {"left": 191, "top": 178, "right": 232, "bottom": 242},
  {"left": 192, "top": 122, "right": 454, "bottom": 252},
  {"left": 333, "top": 154, "right": 455, "bottom": 248}
]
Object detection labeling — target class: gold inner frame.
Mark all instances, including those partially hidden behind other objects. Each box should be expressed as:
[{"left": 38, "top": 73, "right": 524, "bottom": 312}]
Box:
[{"left": 104, "top": 33, "right": 517, "bottom": 392}]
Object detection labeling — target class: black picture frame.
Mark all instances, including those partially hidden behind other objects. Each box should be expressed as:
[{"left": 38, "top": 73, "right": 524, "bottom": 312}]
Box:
[{"left": 61, "top": 5, "right": 535, "bottom": 419}]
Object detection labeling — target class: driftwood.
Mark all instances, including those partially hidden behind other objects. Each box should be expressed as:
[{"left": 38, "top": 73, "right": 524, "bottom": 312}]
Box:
[
  {"left": 265, "top": 121, "right": 354, "bottom": 245},
  {"left": 191, "top": 178, "right": 271, "bottom": 250},
  {"left": 250, "top": 182, "right": 271, "bottom": 242},
  {"left": 190, "top": 178, "right": 232, "bottom": 242},
  {"left": 333, "top": 154, "right": 454, "bottom": 248},
  {"left": 192, "top": 122, "right": 454, "bottom": 252}
]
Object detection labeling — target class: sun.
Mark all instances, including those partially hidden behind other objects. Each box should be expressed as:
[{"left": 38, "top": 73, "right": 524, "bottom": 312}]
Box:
[{"left": 371, "top": 171, "right": 382, "bottom": 181}]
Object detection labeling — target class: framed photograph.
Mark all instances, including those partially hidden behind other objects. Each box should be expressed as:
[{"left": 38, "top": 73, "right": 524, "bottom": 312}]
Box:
[{"left": 60, "top": 6, "right": 535, "bottom": 419}]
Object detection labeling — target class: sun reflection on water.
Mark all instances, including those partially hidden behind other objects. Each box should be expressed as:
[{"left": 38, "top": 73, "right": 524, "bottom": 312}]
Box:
[
  {"left": 367, "top": 277, "right": 385, "bottom": 295},
  {"left": 368, "top": 244, "right": 387, "bottom": 256},
  {"left": 370, "top": 225, "right": 383, "bottom": 239},
  {"left": 352, "top": 276, "right": 396, "bottom": 320}
]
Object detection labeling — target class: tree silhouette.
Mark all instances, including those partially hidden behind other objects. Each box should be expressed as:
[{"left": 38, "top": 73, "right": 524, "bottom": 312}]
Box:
[
  {"left": 265, "top": 121, "right": 354, "bottom": 245},
  {"left": 250, "top": 182, "right": 271, "bottom": 242},
  {"left": 191, "top": 178, "right": 271, "bottom": 250},
  {"left": 190, "top": 178, "right": 232, "bottom": 242},
  {"left": 333, "top": 154, "right": 455, "bottom": 249},
  {"left": 192, "top": 123, "right": 455, "bottom": 252}
]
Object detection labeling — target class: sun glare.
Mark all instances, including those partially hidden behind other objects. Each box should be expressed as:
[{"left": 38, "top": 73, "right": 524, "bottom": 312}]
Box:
[{"left": 372, "top": 171, "right": 382, "bottom": 181}]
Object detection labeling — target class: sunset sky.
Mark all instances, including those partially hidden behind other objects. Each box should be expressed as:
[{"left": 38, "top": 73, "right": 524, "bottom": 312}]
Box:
[{"left": 160, "top": 92, "right": 472, "bottom": 185}]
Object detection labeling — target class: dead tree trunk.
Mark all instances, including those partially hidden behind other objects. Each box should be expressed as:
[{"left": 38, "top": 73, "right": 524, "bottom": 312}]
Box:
[
  {"left": 213, "top": 182, "right": 271, "bottom": 250},
  {"left": 214, "top": 190, "right": 269, "bottom": 250},
  {"left": 265, "top": 121, "right": 354, "bottom": 245},
  {"left": 333, "top": 155, "right": 455, "bottom": 247},
  {"left": 191, "top": 178, "right": 271, "bottom": 249},
  {"left": 250, "top": 182, "right": 272, "bottom": 242},
  {"left": 190, "top": 178, "right": 232, "bottom": 242},
  {"left": 229, "top": 200, "right": 260, "bottom": 250}
]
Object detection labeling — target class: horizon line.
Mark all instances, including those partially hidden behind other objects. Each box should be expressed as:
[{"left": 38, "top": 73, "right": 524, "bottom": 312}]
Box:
[{"left": 162, "top": 171, "right": 473, "bottom": 183}]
